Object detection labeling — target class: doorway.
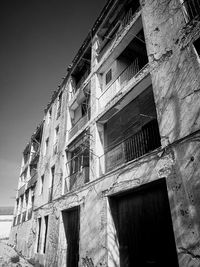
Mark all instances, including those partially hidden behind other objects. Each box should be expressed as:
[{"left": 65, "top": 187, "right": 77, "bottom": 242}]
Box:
[
  {"left": 109, "top": 179, "right": 179, "bottom": 267},
  {"left": 62, "top": 206, "right": 80, "bottom": 267}
]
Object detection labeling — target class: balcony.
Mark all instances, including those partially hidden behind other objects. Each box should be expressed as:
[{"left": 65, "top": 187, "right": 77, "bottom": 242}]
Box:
[
  {"left": 182, "top": 0, "right": 200, "bottom": 21},
  {"left": 98, "top": 59, "right": 148, "bottom": 112},
  {"left": 18, "top": 184, "right": 26, "bottom": 198},
  {"left": 27, "top": 172, "right": 38, "bottom": 189},
  {"left": 64, "top": 167, "right": 89, "bottom": 192},
  {"left": 98, "top": 3, "right": 141, "bottom": 58},
  {"left": 68, "top": 114, "right": 89, "bottom": 140},
  {"left": 99, "top": 119, "right": 161, "bottom": 174}
]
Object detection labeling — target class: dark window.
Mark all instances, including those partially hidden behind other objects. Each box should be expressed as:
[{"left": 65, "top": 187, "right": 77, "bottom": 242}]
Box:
[
  {"left": 105, "top": 69, "right": 112, "bottom": 85},
  {"left": 194, "top": 37, "right": 200, "bottom": 56},
  {"left": 62, "top": 207, "right": 80, "bottom": 267},
  {"left": 109, "top": 179, "right": 179, "bottom": 267},
  {"left": 43, "top": 215, "right": 49, "bottom": 253},
  {"left": 41, "top": 175, "right": 44, "bottom": 194},
  {"left": 36, "top": 218, "right": 41, "bottom": 253}
]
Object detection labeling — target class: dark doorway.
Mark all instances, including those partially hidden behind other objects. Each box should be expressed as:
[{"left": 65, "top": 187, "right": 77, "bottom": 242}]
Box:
[
  {"left": 109, "top": 179, "right": 179, "bottom": 267},
  {"left": 62, "top": 206, "right": 80, "bottom": 267}
]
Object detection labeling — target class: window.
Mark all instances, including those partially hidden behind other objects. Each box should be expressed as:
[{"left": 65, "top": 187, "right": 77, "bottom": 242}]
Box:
[
  {"left": 193, "top": 37, "right": 200, "bottom": 56},
  {"left": 105, "top": 69, "right": 112, "bottom": 85},
  {"left": 57, "top": 93, "right": 62, "bottom": 119},
  {"left": 40, "top": 175, "right": 44, "bottom": 194},
  {"left": 36, "top": 218, "right": 42, "bottom": 253},
  {"left": 45, "top": 137, "right": 49, "bottom": 155},
  {"left": 53, "top": 127, "right": 59, "bottom": 155},
  {"left": 47, "top": 108, "right": 52, "bottom": 125},
  {"left": 43, "top": 215, "right": 49, "bottom": 253}
]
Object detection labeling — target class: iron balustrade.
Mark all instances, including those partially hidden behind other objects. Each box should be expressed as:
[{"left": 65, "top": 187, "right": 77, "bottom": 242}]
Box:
[
  {"left": 100, "top": 119, "right": 161, "bottom": 173},
  {"left": 182, "top": 0, "right": 200, "bottom": 21},
  {"left": 27, "top": 172, "right": 38, "bottom": 188},
  {"left": 98, "top": 6, "right": 141, "bottom": 56},
  {"left": 68, "top": 114, "right": 89, "bottom": 140}
]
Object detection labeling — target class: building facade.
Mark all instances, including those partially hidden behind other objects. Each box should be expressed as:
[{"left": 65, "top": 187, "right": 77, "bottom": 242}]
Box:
[{"left": 9, "top": 0, "right": 200, "bottom": 266}]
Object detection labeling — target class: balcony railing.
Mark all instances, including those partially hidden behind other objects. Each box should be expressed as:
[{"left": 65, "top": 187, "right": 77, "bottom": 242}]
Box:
[
  {"left": 182, "top": 0, "right": 200, "bottom": 21},
  {"left": 27, "top": 172, "right": 38, "bottom": 189},
  {"left": 18, "top": 184, "right": 26, "bottom": 198},
  {"left": 68, "top": 115, "right": 89, "bottom": 140},
  {"left": 64, "top": 167, "right": 89, "bottom": 192},
  {"left": 48, "top": 187, "right": 53, "bottom": 202},
  {"left": 98, "top": 6, "right": 141, "bottom": 57},
  {"left": 98, "top": 58, "right": 146, "bottom": 111},
  {"left": 99, "top": 119, "right": 161, "bottom": 174}
]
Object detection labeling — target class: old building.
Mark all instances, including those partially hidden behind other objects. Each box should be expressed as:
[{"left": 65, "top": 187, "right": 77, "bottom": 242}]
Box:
[{"left": 9, "top": 0, "right": 200, "bottom": 266}]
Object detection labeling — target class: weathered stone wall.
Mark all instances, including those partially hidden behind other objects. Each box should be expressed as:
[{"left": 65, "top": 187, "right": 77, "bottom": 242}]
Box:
[{"left": 142, "top": 0, "right": 200, "bottom": 146}]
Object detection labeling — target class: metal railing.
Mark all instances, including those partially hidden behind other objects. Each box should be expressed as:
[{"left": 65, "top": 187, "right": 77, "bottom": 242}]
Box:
[
  {"left": 18, "top": 184, "right": 26, "bottom": 198},
  {"left": 182, "top": 0, "right": 200, "bottom": 21},
  {"left": 98, "top": 58, "right": 143, "bottom": 110},
  {"left": 68, "top": 114, "right": 89, "bottom": 140},
  {"left": 27, "top": 172, "right": 38, "bottom": 189},
  {"left": 100, "top": 119, "right": 161, "bottom": 173},
  {"left": 64, "top": 167, "right": 89, "bottom": 192},
  {"left": 98, "top": 5, "right": 141, "bottom": 56}
]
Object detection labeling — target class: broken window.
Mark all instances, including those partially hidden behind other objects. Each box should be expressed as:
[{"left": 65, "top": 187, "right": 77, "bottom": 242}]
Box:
[
  {"left": 97, "top": 0, "right": 140, "bottom": 55},
  {"left": 43, "top": 215, "right": 49, "bottom": 253},
  {"left": 109, "top": 179, "right": 179, "bottom": 267},
  {"left": 67, "top": 133, "right": 90, "bottom": 190},
  {"left": 62, "top": 207, "right": 80, "bottom": 267},
  {"left": 71, "top": 47, "right": 91, "bottom": 93}
]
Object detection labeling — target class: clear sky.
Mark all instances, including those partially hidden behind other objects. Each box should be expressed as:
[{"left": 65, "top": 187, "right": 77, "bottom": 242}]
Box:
[{"left": 0, "top": 0, "right": 107, "bottom": 207}]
